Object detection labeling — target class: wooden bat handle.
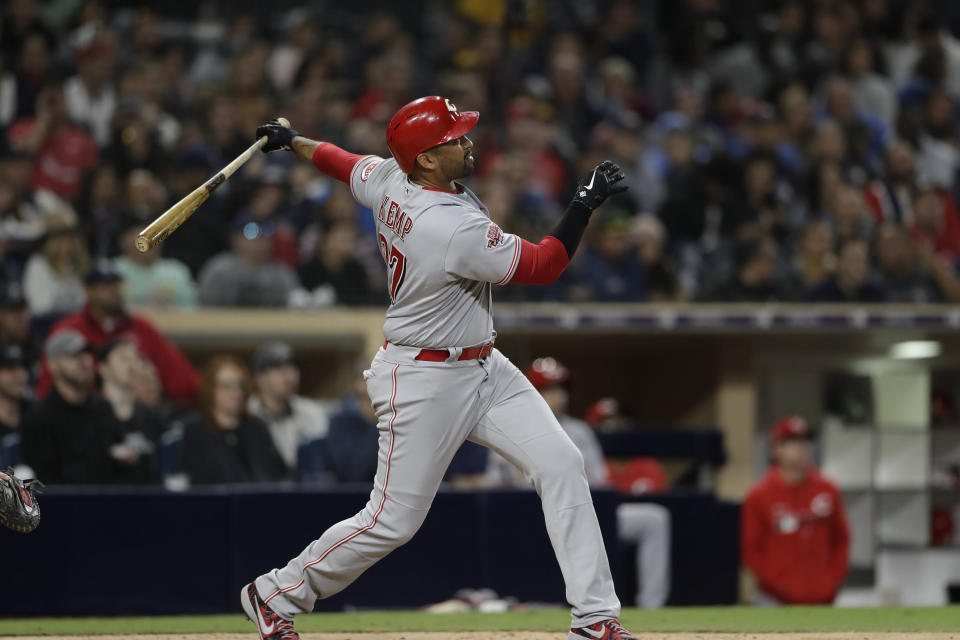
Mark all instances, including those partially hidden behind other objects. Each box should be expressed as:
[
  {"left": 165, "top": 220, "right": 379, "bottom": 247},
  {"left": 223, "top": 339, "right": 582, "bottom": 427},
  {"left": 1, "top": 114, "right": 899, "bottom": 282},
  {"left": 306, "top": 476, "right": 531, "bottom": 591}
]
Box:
[{"left": 135, "top": 117, "right": 291, "bottom": 253}]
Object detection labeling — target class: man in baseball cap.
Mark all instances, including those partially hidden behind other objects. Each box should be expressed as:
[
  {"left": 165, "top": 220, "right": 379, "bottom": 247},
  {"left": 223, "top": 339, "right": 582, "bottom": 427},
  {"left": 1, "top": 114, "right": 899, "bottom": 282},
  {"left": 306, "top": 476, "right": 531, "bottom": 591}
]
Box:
[
  {"left": 248, "top": 341, "right": 328, "bottom": 474},
  {"left": 741, "top": 415, "right": 850, "bottom": 604},
  {"left": 84, "top": 258, "right": 123, "bottom": 285},
  {"left": 22, "top": 329, "right": 149, "bottom": 485},
  {"left": 23, "top": 330, "right": 100, "bottom": 482},
  {"left": 44, "top": 329, "right": 90, "bottom": 361}
]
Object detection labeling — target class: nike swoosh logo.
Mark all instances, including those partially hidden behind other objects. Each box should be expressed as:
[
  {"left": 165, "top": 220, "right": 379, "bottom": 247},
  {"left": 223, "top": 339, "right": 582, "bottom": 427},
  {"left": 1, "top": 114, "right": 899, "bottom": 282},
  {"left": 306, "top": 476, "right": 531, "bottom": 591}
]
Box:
[
  {"left": 255, "top": 601, "right": 276, "bottom": 636},
  {"left": 584, "top": 169, "right": 596, "bottom": 191},
  {"left": 578, "top": 627, "right": 606, "bottom": 639}
]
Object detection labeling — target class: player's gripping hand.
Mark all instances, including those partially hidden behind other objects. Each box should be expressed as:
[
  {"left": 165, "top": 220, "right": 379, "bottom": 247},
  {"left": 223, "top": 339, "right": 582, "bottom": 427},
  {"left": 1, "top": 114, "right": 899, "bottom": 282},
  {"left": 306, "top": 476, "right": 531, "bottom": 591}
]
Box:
[
  {"left": 256, "top": 119, "right": 300, "bottom": 153},
  {"left": 571, "top": 160, "right": 628, "bottom": 212}
]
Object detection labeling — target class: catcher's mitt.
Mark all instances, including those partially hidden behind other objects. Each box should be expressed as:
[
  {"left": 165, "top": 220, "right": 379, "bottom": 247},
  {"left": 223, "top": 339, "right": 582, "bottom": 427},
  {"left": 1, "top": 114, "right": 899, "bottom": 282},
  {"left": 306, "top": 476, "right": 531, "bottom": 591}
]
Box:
[{"left": 0, "top": 468, "right": 42, "bottom": 533}]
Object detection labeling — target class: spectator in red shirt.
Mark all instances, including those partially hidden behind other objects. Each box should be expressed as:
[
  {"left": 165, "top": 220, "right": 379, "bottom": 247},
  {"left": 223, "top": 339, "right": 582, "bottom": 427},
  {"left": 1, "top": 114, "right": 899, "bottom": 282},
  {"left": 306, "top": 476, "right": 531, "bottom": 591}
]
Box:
[
  {"left": 864, "top": 139, "right": 915, "bottom": 225},
  {"left": 909, "top": 186, "right": 960, "bottom": 263},
  {"left": 741, "top": 416, "right": 850, "bottom": 605},
  {"left": 35, "top": 260, "right": 200, "bottom": 406},
  {"left": 6, "top": 83, "right": 98, "bottom": 200}
]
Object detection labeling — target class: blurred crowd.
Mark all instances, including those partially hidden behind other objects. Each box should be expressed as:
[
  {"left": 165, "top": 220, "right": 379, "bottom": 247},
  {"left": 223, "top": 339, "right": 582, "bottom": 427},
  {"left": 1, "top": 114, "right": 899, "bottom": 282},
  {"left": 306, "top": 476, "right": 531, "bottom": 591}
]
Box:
[
  {"left": 0, "top": 299, "right": 668, "bottom": 492},
  {"left": 1, "top": 0, "right": 960, "bottom": 309},
  {"left": 0, "top": 246, "right": 670, "bottom": 492},
  {"left": 0, "top": 310, "right": 386, "bottom": 486}
]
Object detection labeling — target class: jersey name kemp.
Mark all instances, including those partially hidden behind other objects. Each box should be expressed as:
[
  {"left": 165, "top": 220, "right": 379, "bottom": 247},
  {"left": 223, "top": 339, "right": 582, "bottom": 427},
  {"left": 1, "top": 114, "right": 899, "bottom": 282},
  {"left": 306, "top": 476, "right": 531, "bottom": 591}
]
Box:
[{"left": 376, "top": 194, "right": 414, "bottom": 240}]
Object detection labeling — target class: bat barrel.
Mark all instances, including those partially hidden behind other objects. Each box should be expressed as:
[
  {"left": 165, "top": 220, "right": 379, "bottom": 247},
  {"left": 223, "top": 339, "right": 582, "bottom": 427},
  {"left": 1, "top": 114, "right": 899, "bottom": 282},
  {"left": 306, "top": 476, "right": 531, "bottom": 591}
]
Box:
[
  {"left": 136, "top": 116, "right": 290, "bottom": 252},
  {"left": 135, "top": 186, "right": 210, "bottom": 253}
]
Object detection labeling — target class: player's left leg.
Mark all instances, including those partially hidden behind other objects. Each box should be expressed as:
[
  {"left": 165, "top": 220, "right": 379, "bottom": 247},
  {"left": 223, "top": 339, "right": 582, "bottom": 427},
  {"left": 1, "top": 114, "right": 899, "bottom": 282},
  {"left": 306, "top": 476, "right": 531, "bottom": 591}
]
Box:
[
  {"left": 468, "top": 350, "right": 627, "bottom": 635},
  {"left": 250, "top": 353, "right": 489, "bottom": 626}
]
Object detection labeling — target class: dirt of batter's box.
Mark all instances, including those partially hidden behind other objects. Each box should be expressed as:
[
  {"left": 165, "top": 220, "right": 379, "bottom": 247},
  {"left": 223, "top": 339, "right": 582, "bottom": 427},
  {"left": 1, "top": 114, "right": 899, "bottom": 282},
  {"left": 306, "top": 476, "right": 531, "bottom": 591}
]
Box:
[{"left": 10, "top": 632, "right": 960, "bottom": 640}]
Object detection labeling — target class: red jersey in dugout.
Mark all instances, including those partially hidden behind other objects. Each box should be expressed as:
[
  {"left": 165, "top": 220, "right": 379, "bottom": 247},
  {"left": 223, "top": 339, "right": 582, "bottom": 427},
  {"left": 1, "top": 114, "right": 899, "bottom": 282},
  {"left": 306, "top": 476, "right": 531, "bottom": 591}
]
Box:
[{"left": 741, "top": 466, "right": 850, "bottom": 604}]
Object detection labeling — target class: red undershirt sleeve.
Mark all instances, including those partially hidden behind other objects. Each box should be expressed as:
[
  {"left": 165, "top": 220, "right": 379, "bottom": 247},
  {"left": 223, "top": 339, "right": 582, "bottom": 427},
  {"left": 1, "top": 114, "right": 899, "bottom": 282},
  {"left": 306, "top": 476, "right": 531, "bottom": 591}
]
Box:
[
  {"left": 509, "top": 236, "right": 570, "bottom": 285},
  {"left": 311, "top": 143, "right": 365, "bottom": 183}
]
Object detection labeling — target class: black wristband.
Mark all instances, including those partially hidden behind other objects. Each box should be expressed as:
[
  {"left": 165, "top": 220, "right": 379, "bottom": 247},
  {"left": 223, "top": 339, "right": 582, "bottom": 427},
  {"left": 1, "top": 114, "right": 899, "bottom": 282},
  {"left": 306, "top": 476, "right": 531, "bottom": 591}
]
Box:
[{"left": 548, "top": 201, "right": 592, "bottom": 258}]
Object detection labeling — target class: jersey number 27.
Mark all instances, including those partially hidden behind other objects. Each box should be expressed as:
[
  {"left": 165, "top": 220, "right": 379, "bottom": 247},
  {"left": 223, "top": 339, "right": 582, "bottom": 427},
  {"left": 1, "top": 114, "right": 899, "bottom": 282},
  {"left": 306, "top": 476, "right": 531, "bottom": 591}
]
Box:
[{"left": 377, "top": 233, "right": 406, "bottom": 302}]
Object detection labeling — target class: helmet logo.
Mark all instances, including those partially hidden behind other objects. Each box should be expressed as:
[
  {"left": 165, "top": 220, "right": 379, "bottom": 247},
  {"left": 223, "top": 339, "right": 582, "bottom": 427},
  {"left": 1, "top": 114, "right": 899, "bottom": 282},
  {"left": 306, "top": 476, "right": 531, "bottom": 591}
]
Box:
[{"left": 444, "top": 98, "right": 459, "bottom": 121}]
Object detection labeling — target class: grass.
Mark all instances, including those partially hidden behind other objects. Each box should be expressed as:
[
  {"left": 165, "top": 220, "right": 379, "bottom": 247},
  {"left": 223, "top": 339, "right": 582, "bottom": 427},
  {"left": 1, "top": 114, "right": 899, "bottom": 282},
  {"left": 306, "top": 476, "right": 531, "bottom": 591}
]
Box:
[{"left": 0, "top": 606, "right": 958, "bottom": 635}]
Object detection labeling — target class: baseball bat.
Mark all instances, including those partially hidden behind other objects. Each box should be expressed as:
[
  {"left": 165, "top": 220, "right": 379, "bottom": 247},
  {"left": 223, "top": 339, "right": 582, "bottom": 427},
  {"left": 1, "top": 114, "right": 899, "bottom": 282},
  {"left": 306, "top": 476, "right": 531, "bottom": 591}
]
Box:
[{"left": 135, "top": 117, "right": 291, "bottom": 252}]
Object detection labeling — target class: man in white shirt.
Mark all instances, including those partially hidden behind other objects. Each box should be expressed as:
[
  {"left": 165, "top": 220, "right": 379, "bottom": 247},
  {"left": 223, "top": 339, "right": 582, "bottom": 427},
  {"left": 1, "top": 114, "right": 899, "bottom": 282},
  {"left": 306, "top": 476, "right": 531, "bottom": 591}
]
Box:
[
  {"left": 64, "top": 38, "right": 116, "bottom": 147},
  {"left": 248, "top": 341, "right": 329, "bottom": 474}
]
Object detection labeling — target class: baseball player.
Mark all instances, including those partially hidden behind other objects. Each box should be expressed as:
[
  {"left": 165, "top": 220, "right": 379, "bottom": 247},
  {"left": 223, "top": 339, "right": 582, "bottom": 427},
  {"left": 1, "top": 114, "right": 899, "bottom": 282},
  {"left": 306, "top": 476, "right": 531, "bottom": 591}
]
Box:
[
  {"left": 741, "top": 416, "right": 850, "bottom": 604},
  {"left": 241, "top": 96, "right": 634, "bottom": 640}
]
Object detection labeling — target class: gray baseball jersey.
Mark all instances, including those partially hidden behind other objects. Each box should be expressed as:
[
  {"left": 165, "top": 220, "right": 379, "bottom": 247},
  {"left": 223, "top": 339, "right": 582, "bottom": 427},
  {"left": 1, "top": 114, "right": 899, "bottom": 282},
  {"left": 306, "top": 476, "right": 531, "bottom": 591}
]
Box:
[{"left": 349, "top": 156, "right": 521, "bottom": 348}]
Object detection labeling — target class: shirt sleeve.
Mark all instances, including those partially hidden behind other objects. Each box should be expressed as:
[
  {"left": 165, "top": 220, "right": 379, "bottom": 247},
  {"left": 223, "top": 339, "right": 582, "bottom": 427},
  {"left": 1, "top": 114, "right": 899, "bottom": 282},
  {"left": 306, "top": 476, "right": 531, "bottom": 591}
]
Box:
[
  {"left": 510, "top": 236, "right": 570, "bottom": 285},
  {"left": 348, "top": 155, "right": 400, "bottom": 210},
  {"left": 740, "top": 490, "right": 769, "bottom": 579},
  {"left": 443, "top": 215, "right": 522, "bottom": 284},
  {"left": 828, "top": 486, "right": 851, "bottom": 589},
  {"left": 311, "top": 143, "right": 364, "bottom": 183}
]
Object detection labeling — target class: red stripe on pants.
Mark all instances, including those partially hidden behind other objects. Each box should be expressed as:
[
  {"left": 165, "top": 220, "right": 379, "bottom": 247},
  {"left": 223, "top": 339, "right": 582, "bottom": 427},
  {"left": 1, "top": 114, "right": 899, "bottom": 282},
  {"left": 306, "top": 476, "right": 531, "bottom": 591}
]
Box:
[{"left": 265, "top": 363, "right": 400, "bottom": 603}]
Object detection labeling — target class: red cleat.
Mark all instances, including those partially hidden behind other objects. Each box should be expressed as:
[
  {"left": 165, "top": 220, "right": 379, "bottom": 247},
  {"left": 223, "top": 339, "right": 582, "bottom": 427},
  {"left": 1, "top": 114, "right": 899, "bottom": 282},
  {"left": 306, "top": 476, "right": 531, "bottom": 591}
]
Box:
[
  {"left": 569, "top": 619, "right": 637, "bottom": 640},
  {"left": 240, "top": 583, "right": 300, "bottom": 640}
]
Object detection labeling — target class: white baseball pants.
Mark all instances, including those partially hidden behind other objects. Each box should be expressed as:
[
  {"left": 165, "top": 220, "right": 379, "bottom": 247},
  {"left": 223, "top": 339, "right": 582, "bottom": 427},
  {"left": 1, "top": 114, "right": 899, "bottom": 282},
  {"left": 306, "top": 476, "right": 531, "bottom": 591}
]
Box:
[
  {"left": 617, "top": 502, "right": 671, "bottom": 608},
  {"left": 255, "top": 345, "right": 621, "bottom": 627}
]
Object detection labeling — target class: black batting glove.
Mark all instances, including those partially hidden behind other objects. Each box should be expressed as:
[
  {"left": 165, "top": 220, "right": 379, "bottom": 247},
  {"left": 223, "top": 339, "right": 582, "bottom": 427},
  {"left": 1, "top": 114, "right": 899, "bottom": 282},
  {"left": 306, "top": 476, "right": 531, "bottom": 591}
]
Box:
[
  {"left": 256, "top": 120, "right": 300, "bottom": 153},
  {"left": 571, "top": 160, "right": 628, "bottom": 213}
]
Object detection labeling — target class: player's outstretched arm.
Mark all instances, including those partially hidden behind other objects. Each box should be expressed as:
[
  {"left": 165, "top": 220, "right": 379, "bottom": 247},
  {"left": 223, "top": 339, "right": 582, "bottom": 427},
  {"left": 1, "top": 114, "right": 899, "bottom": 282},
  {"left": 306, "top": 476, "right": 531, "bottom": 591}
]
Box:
[
  {"left": 510, "top": 160, "right": 627, "bottom": 285},
  {"left": 255, "top": 119, "right": 364, "bottom": 184}
]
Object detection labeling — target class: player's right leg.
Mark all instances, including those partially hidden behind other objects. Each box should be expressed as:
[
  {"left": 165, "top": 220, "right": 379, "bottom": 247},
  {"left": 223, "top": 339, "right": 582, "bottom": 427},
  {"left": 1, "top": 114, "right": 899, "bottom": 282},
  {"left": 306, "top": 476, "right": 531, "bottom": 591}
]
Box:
[
  {"left": 468, "top": 349, "right": 636, "bottom": 640},
  {"left": 246, "top": 347, "right": 489, "bottom": 624},
  {"left": 241, "top": 583, "right": 298, "bottom": 640}
]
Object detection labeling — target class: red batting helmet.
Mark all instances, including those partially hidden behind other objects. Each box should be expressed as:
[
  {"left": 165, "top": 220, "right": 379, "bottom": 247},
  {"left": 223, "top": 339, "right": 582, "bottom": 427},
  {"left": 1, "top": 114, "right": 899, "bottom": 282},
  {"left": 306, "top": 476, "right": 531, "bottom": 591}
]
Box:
[
  {"left": 524, "top": 357, "right": 570, "bottom": 391},
  {"left": 386, "top": 96, "right": 479, "bottom": 174}
]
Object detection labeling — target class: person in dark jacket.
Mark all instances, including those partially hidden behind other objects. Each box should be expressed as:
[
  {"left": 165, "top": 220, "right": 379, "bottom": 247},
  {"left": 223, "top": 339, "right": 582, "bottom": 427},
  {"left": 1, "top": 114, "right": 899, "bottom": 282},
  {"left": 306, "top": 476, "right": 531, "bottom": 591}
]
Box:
[
  {"left": 180, "top": 355, "right": 287, "bottom": 485},
  {"left": 809, "top": 238, "right": 885, "bottom": 302},
  {"left": 21, "top": 329, "right": 151, "bottom": 484},
  {"left": 698, "top": 236, "right": 799, "bottom": 302},
  {"left": 97, "top": 337, "right": 165, "bottom": 477},
  {"left": 871, "top": 223, "right": 939, "bottom": 302},
  {"left": 297, "top": 221, "right": 377, "bottom": 306},
  {"left": 0, "top": 283, "right": 41, "bottom": 382},
  {"left": 322, "top": 379, "right": 380, "bottom": 483},
  {"left": 0, "top": 343, "right": 32, "bottom": 469}
]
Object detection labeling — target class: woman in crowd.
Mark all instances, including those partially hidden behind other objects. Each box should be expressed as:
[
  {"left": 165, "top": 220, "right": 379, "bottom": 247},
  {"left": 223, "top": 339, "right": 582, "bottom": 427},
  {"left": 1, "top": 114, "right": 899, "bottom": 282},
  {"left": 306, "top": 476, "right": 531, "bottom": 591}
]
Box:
[
  {"left": 179, "top": 355, "right": 288, "bottom": 485},
  {"left": 22, "top": 225, "right": 88, "bottom": 315}
]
